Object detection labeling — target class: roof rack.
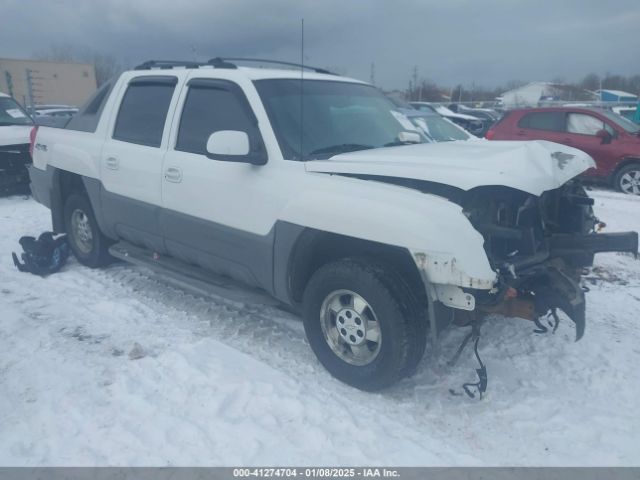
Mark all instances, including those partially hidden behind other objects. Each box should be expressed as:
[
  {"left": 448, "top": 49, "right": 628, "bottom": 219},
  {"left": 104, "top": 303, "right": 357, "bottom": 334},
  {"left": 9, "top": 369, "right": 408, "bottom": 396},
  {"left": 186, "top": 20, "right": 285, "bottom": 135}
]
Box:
[
  {"left": 134, "top": 60, "right": 205, "bottom": 70},
  {"left": 134, "top": 58, "right": 334, "bottom": 75},
  {"left": 207, "top": 57, "right": 333, "bottom": 74}
]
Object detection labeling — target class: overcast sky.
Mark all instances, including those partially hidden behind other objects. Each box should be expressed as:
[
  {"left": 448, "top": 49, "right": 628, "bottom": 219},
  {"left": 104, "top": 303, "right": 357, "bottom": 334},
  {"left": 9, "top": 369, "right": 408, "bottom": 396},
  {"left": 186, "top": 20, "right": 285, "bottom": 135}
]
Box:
[{"left": 2, "top": 0, "right": 639, "bottom": 89}]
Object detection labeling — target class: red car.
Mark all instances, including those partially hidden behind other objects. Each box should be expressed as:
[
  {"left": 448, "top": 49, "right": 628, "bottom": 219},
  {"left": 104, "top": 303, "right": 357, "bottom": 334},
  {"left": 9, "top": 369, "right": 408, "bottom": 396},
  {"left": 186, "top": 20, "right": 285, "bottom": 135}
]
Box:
[{"left": 486, "top": 107, "right": 640, "bottom": 194}]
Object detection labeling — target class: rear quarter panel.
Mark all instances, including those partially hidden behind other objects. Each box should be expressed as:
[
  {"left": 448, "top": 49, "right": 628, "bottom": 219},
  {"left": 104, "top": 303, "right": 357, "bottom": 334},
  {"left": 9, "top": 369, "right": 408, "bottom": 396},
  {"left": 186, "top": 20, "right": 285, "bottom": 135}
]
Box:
[{"left": 32, "top": 127, "right": 103, "bottom": 179}]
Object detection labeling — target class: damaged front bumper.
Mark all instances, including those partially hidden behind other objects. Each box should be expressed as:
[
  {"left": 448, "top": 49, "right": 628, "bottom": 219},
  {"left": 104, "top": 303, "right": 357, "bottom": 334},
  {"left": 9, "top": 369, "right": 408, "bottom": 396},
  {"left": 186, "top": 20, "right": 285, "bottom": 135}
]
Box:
[
  {"left": 413, "top": 230, "right": 639, "bottom": 343},
  {"left": 491, "top": 230, "right": 638, "bottom": 340}
]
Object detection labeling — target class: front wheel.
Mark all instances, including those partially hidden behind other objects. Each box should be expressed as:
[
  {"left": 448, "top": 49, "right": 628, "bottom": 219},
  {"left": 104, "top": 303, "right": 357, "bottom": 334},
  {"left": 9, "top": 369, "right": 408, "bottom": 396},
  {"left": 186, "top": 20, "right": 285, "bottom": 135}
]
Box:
[
  {"left": 614, "top": 164, "right": 640, "bottom": 195},
  {"left": 63, "top": 193, "right": 113, "bottom": 268},
  {"left": 302, "top": 258, "right": 427, "bottom": 391}
]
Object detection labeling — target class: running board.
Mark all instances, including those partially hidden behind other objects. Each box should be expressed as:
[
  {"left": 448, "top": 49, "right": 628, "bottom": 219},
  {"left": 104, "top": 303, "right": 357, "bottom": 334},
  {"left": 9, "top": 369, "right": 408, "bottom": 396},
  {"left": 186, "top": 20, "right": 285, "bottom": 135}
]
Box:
[{"left": 108, "top": 242, "right": 282, "bottom": 307}]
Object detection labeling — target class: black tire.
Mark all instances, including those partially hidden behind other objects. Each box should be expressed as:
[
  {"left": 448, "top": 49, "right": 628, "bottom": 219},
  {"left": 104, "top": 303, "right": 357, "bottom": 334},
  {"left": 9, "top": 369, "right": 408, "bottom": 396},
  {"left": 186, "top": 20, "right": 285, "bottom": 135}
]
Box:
[
  {"left": 302, "top": 257, "right": 428, "bottom": 391},
  {"left": 613, "top": 163, "right": 640, "bottom": 195},
  {"left": 63, "top": 193, "right": 113, "bottom": 268}
]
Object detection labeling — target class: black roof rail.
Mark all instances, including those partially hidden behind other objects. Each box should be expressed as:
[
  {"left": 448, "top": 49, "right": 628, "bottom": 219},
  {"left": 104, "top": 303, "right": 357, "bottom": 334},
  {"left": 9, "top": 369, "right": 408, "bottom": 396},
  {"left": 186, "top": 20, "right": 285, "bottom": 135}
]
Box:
[
  {"left": 134, "top": 60, "right": 205, "bottom": 70},
  {"left": 207, "top": 57, "right": 333, "bottom": 74},
  {"left": 133, "top": 58, "right": 334, "bottom": 74},
  {"left": 207, "top": 57, "right": 239, "bottom": 69}
]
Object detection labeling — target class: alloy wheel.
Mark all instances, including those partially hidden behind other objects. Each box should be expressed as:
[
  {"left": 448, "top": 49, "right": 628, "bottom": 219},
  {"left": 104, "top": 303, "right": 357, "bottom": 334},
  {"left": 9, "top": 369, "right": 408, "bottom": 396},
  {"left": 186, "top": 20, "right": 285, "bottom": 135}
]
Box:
[{"left": 319, "top": 289, "right": 382, "bottom": 366}]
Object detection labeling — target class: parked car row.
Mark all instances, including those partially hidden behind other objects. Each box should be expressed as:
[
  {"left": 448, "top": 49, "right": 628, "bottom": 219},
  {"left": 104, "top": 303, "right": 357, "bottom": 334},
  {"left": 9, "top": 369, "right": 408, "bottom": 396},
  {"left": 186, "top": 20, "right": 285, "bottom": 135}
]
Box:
[
  {"left": 486, "top": 107, "right": 640, "bottom": 194},
  {"left": 409, "top": 102, "right": 500, "bottom": 137},
  {"left": 4, "top": 84, "right": 640, "bottom": 198},
  {"left": 410, "top": 102, "right": 489, "bottom": 136},
  {"left": 403, "top": 99, "right": 640, "bottom": 195}
]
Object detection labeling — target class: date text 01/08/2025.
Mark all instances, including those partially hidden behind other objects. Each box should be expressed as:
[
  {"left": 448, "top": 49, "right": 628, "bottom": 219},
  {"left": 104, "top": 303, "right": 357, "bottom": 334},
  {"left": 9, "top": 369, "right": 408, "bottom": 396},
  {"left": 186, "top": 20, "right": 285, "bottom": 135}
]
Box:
[{"left": 232, "top": 468, "right": 400, "bottom": 478}]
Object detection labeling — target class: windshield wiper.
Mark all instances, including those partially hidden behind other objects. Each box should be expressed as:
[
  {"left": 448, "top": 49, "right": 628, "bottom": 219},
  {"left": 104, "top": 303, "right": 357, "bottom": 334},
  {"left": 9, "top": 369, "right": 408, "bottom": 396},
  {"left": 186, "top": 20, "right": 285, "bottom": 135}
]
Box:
[
  {"left": 383, "top": 140, "right": 421, "bottom": 147},
  {"left": 0, "top": 122, "right": 30, "bottom": 127},
  {"left": 309, "top": 143, "right": 374, "bottom": 156}
]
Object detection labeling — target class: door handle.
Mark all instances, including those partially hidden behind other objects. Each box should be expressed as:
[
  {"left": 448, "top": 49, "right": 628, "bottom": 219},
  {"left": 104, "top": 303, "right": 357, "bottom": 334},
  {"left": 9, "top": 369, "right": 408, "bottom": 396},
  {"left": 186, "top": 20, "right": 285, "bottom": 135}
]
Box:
[
  {"left": 164, "top": 166, "right": 183, "bottom": 183},
  {"left": 105, "top": 157, "right": 119, "bottom": 170}
]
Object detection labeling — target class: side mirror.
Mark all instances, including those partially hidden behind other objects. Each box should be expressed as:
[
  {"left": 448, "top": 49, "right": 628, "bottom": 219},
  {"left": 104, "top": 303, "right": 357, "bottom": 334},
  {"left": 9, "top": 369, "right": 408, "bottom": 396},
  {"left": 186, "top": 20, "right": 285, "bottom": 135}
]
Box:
[
  {"left": 398, "top": 131, "right": 422, "bottom": 143},
  {"left": 206, "top": 130, "right": 267, "bottom": 165},
  {"left": 595, "top": 129, "right": 612, "bottom": 144},
  {"left": 206, "top": 130, "right": 250, "bottom": 156}
]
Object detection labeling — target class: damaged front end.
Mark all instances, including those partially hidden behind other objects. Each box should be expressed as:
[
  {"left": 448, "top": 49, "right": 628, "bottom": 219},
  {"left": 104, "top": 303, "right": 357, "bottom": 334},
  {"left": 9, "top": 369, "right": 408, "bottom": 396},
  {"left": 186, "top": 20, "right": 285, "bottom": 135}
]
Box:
[
  {"left": 463, "top": 182, "right": 638, "bottom": 340},
  {"left": 0, "top": 143, "right": 32, "bottom": 196}
]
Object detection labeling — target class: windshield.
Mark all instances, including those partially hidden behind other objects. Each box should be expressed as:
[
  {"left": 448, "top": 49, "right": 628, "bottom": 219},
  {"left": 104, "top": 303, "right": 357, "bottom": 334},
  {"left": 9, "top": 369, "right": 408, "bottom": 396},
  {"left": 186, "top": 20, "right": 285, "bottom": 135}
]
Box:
[
  {"left": 599, "top": 109, "right": 640, "bottom": 134},
  {"left": 0, "top": 97, "right": 34, "bottom": 126},
  {"left": 254, "top": 79, "right": 423, "bottom": 160},
  {"left": 409, "top": 115, "right": 471, "bottom": 142}
]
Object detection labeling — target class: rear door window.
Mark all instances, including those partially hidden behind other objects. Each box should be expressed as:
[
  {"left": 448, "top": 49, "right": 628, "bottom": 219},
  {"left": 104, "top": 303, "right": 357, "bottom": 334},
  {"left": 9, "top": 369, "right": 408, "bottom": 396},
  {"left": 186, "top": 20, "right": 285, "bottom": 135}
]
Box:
[
  {"left": 566, "top": 113, "right": 606, "bottom": 136},
  {"left": 113, "top": 77, "right": 177, "bottom": 147},
  {"left": 517, "top": 112, "right": 565, "bottom": 132},
  {"left": 66, "top": 80, "right": 115, "bottom": 132}
]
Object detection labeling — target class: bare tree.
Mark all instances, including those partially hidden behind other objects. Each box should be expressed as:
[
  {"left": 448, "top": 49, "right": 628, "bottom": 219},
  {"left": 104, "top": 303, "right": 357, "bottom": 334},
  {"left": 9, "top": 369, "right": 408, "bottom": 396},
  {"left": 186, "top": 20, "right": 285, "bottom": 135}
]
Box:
[
  {"left": 504, "top": 79, "right": 526, "bottom": 91},
  {"left": 580, "top": 73, "right": 600, "bottom": 91},
  {"left": 406, "top": 79, "right": 445, "bottom": 102}
]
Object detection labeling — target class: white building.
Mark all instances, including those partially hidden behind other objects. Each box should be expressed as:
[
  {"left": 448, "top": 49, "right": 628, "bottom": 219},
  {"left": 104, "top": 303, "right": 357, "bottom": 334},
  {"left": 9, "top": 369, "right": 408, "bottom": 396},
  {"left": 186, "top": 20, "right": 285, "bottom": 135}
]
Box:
[
  {"left": 496, "top": 82, "right": 596, "bottom": 109},
  {"left": 0, "top": 58, "right": 97, "bottom": 108}
]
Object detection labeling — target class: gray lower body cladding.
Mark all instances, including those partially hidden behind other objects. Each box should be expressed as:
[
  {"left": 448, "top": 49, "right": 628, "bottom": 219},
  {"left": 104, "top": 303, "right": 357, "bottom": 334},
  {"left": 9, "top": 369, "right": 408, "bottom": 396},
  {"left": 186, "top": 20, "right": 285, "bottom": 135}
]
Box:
[
  {"left": 30, "top": 170, "right": 304, "bottom": 304},
  {"left": 27, "top": 164, "right": 54, "bottom": 207},
  {"left": 92, "top": 181, "right": 279, "bottom": 296}
]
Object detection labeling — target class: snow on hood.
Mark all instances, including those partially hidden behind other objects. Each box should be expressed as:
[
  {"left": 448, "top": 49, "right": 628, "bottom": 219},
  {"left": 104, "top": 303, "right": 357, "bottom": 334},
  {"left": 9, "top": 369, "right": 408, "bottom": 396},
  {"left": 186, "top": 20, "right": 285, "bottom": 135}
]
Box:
[
  {"left": 0, "top": 125, "right": 32, "bottom": 147},
  {"left": 305, "top": 140, "right": 596, "bottom": 197}
]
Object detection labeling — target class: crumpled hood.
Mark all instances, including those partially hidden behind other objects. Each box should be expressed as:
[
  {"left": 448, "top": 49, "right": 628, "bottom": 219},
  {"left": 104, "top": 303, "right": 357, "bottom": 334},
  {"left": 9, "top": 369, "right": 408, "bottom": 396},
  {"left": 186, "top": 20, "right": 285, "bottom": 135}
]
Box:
[
  {"left": 305, "top": 140, "right": 596, "bottom": 196},
  {"left": 0, "top": 125, "right": 31, "bottom": 147}
]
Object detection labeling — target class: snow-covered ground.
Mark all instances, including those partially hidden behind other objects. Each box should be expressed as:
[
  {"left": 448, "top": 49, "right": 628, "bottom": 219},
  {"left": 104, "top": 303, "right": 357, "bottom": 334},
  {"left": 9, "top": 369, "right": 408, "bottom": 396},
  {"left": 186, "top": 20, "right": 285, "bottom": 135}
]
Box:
[{"left": 1, "top": 190, "right": 639, "bottom": 466}]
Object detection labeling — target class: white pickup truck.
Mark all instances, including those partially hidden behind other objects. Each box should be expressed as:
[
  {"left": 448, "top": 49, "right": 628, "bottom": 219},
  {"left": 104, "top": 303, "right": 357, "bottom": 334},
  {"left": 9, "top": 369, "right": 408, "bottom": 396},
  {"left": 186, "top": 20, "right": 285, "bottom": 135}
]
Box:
[{"left": 28, "top": 59, "right": 638, "bottom": 391}]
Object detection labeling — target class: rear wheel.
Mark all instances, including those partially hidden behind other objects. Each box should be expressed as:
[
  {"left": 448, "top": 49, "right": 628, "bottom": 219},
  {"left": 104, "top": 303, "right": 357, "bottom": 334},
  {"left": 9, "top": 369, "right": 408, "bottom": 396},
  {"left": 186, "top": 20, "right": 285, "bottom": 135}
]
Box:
[
  {"left": 302, "top": 257, "right": 427, "bottom": 391},
  {"left": 63, "top": 193, "right": 113, "bottom": 267},
  {"left": 614, "top": 164, "right": 640, "bottom": 195}
]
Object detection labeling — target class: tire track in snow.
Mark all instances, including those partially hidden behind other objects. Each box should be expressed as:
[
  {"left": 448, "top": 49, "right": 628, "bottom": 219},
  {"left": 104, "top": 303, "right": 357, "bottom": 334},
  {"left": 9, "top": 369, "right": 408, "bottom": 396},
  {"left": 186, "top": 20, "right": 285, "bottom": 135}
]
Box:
[{"left": 3, "top": 194, "right": 640, "bottom": 465}]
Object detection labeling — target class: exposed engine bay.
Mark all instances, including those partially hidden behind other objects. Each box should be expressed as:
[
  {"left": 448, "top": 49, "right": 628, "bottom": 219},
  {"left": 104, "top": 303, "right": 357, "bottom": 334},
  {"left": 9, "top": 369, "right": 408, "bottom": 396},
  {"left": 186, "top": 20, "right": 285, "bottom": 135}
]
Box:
[
  {"left": 343, "top": 170, "right": 638, "bottom": 342},
  {"left": 461, "top": 181, "right": 638, "bottom": 340}
]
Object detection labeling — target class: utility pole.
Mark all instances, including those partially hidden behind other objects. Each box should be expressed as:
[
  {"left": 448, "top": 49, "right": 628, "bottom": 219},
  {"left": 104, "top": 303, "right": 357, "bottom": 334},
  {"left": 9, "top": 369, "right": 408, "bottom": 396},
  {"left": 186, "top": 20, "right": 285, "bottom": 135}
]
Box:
[
  {"left": 25, "top": 68, "right": 45, "bottom": 108},
  {"left": 412, "top": 66, "right": 419, "bottom": 101},
  {"left": 25, "top": 68, "right": 35, "bottom": 109},
  {"left": 369, "top": 62, "right": 376, "bottom": 86},
  {"left": 4, "top": 71, "right": 14, "bottom": 98},
  {"left": 599, "top": 75, "right": 603, "bottom": 102}
]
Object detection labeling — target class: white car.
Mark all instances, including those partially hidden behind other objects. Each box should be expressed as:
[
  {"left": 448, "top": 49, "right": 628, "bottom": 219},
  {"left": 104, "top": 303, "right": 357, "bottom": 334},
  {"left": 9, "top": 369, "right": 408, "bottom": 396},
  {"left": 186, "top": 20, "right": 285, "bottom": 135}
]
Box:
[
  {"left": 411, "top": 100, "right": 483, "bottom": 125},
  {"left": 0, "top": 91, "right": 34, "bottom": 194},
  {"left": 399, "top": 108, "right": 473, "bottom": 142},
  {"left": 27, "top": 59, "right": 638, "bottom": 391}
]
